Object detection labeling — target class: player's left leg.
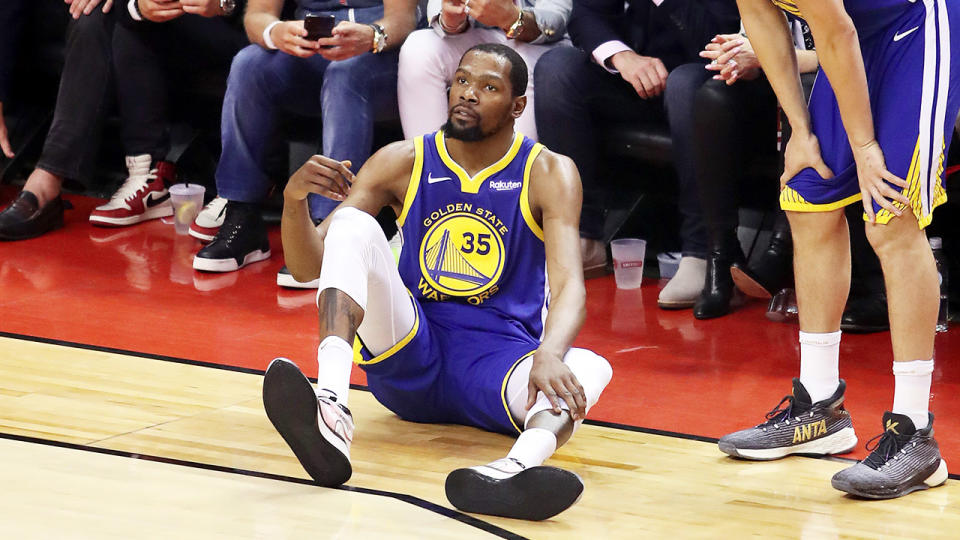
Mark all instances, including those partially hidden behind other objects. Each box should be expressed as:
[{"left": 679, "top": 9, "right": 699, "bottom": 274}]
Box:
[
  {"left": 830, "top": 211, "right": 948, "bottom": 498},
  {"left": 445, "top": 348, "right": 613, "bottom": 521}
]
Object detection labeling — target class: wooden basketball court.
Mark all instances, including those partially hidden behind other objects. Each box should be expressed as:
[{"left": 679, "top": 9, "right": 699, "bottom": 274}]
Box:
[
  {"left": 1, "top": 190, "right": 958, "bottom": 538},
  {"left": 2, "top": 336, "right": 957, "bottom": 539}
]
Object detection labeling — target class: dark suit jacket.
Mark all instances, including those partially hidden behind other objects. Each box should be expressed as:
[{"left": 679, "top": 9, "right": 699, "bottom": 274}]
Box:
[
  {"left": 569, "top": 0, "right": 741, "bottom": 71},
  {"left": 0, "top": 0, "right": 28, "bottom": 102}
]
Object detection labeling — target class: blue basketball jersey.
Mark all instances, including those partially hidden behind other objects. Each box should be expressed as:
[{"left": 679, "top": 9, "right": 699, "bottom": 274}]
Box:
[{"left": 395, "top": 130, "right": 548, "bottom": 341}]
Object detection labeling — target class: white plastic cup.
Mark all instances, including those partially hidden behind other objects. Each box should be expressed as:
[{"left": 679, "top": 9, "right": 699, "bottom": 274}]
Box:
[
  {"left": 168, "top": 184, "right": 205, "bottom": 235},
  {"left": 610, "top": 238, "right": 647, "bottom": 289}
]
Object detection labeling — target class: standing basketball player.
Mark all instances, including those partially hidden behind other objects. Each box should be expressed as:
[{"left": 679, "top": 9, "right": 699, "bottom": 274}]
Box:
[
  {"left": 720, "top": 0, "right": 958, "bottom": 499},
  {"left": 263, "top": 44, "right": 613, "bottom": 520}
]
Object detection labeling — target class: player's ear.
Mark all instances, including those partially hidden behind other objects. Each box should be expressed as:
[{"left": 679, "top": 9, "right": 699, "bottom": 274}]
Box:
[{"left": 512, "top": 95, "right": 527, "bottom": 119}]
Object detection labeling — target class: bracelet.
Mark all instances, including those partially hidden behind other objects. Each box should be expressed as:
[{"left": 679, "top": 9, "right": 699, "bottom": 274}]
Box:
[
  {"left": 263, "top": 21, "right": 282, "bottom": 50},
  {"left": 438, "top": 15, "right": 468, "bottom": 34},
  {"left": 127, "top": 0, "right": 143, "bottom": 22}
]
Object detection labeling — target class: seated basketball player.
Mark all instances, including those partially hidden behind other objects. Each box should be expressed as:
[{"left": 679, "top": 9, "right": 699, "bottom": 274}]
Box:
[
  {"left": 719, "top": 0, "right": 958, "bottom": 499},
  {"left": 262, "top": 43, "right": 613, "bottom": 520}
]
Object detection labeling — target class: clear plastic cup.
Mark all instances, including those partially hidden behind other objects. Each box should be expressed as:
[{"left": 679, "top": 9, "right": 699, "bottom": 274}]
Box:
[
  {"left": 168, "top": 184, "right": 205, "bottom": 236},
  {"left": 610, "top": 238, "right": 647, "bottom": 289}
]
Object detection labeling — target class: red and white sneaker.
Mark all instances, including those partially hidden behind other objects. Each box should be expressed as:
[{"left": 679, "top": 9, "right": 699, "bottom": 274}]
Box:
[
  {"left": 262, "top": 357, "right": 354, "bottom": 487},
  {"left": 89, "top": 154, "right": 175, "bottom": 227},
  {"left": 189, "top": 196, "right": 227, "bottom": 242}
]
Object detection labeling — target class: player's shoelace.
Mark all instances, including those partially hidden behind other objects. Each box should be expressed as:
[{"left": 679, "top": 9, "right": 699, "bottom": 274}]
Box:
[
  {"left": 757, "top": 395, "right": 814, "bottom": 430},
  {"left": 862, "top": 430, "right": 909, "bottom": 470}
]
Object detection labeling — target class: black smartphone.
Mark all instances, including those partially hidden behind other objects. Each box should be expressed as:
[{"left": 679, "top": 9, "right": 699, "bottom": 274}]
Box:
[{"left": 305, "top": 14, "right": 336, "bottom": 41}]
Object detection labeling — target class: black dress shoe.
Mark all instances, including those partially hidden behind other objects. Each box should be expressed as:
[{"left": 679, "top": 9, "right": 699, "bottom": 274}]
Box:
[
  {"left": 694, "top": 235, "right": 744, "bottom": 320},
  {"left": 731, "top": 228, "right": 793, "bottom": 299},
  {"left": 0, "top": 191, "right": 65, "bottom": 241},
  {"left": 841, "top": 294, "right": 889, "bottom": 333}
]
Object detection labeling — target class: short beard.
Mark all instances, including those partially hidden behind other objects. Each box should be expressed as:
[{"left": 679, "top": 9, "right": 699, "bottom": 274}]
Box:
[{"left": 442, "top": 119, "right": 485, "bottom": 142}]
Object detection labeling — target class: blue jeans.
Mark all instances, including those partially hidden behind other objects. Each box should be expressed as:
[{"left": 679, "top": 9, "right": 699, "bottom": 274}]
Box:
[{"left": 215, "top": 6, "right": 399, "bottom": 220}]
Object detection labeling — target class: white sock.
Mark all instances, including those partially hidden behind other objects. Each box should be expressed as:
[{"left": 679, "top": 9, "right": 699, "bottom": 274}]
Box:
[
  {"left": 506, "top": 428, "right": 557, "bottom": 469},
  {"left": 798, "top": 330, "right": 841, "bottom": 402},
  {"left": 316, "top": 336, "right": 354, "bottom": 406},
  {"left": 892, "top": 359, "right": 933, "bottom": 429}
]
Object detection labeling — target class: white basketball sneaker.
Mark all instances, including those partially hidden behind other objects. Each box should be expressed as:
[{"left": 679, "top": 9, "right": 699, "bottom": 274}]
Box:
[
  {"left": 189, "top": 196, "right": 227, "bottom": 242},
  {"left": 262, "top": 358, "right": 353, "bottom": 487}
]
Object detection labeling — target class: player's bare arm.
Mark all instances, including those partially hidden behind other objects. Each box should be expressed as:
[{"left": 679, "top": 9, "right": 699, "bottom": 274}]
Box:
[
  {"left": 736, "top": 0, "right": 834, "bottom": 187},
  {"left": 525, "top": 148, "right": 589, "bottom": 420},
  {"left": 281, "top": 141, "right": 415, "bottom": 283}
]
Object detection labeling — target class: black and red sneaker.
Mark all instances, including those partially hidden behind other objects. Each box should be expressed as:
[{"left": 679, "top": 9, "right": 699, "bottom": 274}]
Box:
[{"left": 89, "top": 154, "right": 175, "bottom": 227}]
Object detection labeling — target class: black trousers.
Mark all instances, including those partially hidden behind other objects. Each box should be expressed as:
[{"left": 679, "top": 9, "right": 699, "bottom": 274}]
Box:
[
  {"left": 112, "top": 15, "right": 247, "bottom": 161},
  {"left": 689, "top": 66, "right": 779, "bottom": 246},
  {"left": 36, "top": 7, "right": 115, "bottom": 184}
]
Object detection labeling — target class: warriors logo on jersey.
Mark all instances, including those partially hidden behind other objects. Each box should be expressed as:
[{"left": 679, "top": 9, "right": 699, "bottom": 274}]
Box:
[{"left": 419, "top": 210, "right": 506, "bottom": 297}]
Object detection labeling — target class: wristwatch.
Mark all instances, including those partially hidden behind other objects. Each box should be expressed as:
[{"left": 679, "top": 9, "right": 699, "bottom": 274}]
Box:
[
  {"left": 369, "top": 23, "right": 387, "bottom": 53},
  {"left": 505, "top": 7, "right": 524, "bottom": 39},
  {"left": 220, "top": 0, "right": 236, "bottom": 16}
]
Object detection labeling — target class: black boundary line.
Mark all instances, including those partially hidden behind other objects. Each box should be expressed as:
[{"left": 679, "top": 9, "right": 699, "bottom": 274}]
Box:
[
  {"left": 0, "top": 431, "right": 525, "bottom": 540},
  {"left": 4, "top": 330, "right": 959, "bottom": 482}
]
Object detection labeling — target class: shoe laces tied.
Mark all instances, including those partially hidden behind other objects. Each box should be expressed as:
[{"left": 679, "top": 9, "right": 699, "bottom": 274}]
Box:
[
  {"left": 110, "top": 169, "right": 159, "bottom": 203},
  {"left": 863, "top": 430, "right": 908, "bottom": 470},
  {"left": 759, "top": 395, "right": 796, "bottom": 429}
]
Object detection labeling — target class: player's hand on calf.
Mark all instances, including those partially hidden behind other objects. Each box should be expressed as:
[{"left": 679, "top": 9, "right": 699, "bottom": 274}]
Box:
[
  {"left": 136, "top": 0, "right": 184, "bottom": 22},
  {"left": 64, "top": 0, "right": 113, "bottom": 19},
  {"left": 527, "top": 351, "right": 587, "bottom": 421},
  {"left": 853, "top": 140, "right": 910, "bottom": 222},
  {"left": 610, "top": 51, "right": 668, "bottom": 100},
  {"left": 318, "top": 23, "right": 376, "bottom": 61},
  {"left": 285, "top": 155, "right": 354, "bottom": 202},
  {"left": 180, "top": 0, "right": 224, "bottom": 17},
  {"left": 781, "top": 131, "right": 835, "bottom": 189},
  {"left": 272, "top": 21, "right": 320, "bottom": 58}
]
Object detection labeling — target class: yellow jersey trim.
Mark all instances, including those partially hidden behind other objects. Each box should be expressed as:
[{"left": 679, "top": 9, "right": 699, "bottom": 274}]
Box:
[
  {"left": 397, "top": 136, "right": 424, "bottom": 227},
  {"left": 353, "top": 292, "right": 420, "bottom": 366},
  {"left": 780, "top": 187, "right": 862, "bottom": 212},
  {"left": 772, "top": 0, "right": 802, "bottom": 17},
  {"left": 519, "top": 143, "right": 545, "bottom": 241},
  {"left": 500, "top": 350, "right": 537, "bottom": 434},
  {"left": 434, "top": 130, "right": 524, "bottom": 194},
  {"left": 874, "top": 139, "right": 947, "bottom": 229}
]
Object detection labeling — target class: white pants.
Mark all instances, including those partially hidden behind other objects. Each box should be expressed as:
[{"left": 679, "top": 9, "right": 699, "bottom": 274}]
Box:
[
  {"left": 318, "top": 208, "right": 612, "bottom": 425},
  {"left": 397, "top": 28, "right": 564, "bottom": 141}
]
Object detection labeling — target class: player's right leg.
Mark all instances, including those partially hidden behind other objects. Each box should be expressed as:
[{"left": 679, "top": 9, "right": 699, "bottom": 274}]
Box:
[
  {"left": 263, "top": 207, "right": 415, "bottom": 486},
  {"left": 718, "top": 210, "right": 858, "bottom": 459},
  {"left": 445, "top": 348, "right": 613, "bottom": 520}
]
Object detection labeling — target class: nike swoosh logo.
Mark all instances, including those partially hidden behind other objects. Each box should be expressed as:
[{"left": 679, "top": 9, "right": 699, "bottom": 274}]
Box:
[
  {"left": 894, "top": 26, "right": 920, "bottom": 42},
  {"left": 427, "top": 173, "right": 452, "bottom": 184},
  {"left": 145, "top": 192, "right": 170, "bottom": 208}
]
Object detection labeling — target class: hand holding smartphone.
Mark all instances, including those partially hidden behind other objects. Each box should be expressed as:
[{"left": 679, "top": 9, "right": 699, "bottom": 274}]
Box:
[{"left": 305, "top": 14, "right": 336, "bottom": 41}]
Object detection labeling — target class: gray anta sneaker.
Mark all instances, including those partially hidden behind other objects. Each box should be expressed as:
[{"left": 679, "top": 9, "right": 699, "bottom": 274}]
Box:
[
  {"left": 832, "top": 412, "right": 948, "bottom": 499},
  {"left": 718, "top": 378, "right": 858, "bottom": 460}
]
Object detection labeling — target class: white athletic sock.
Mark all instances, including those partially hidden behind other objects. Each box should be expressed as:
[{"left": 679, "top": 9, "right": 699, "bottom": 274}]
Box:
[
  {"left": 506, "top": 428, "right": 557, "bottom": 469},
  {"left": 798, "top": 330, "right": 841, "bottom": 403},
  {"left": 316, "top": 336, "right": 354, "bottom": 407},
  {"left": 892, "top": 359, "right": 934, "bottom": 430}
]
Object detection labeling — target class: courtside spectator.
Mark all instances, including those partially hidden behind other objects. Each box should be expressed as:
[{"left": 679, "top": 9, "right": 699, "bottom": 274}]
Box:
[
  {"left": 534, "top": 0, "right": 740, "bottom": 283},
  {"left": 193, "top": 0, "right": 422, "bottom": 274},
  {"left": 397, "top": 0, "right": 570, "bottom": 141}
]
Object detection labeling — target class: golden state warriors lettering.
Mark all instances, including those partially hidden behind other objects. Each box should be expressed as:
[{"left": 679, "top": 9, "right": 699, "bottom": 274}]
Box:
[{"left": 418, "top": 205, "right": 508, "bottom": 304}]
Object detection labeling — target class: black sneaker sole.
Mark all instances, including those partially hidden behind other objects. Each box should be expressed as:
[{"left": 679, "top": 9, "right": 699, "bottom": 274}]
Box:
[
  {"left": 262, "top": 358, "right": 352, "bottom": 487},
  {"left": 445, "top": 466, "right": 583, "bottom": 521}
]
